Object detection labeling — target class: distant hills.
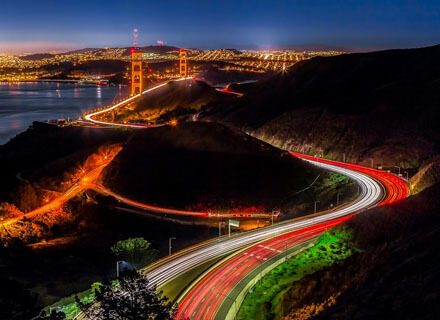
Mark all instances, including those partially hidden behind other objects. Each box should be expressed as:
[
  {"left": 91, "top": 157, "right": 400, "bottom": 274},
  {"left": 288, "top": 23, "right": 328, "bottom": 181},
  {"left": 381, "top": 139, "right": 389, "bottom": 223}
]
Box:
[
  {"left": 20, "top": 53, "right": 56, "bottom": 60},
  {"left": 19, "top": 45, "right": 189, "bottom": 59}
]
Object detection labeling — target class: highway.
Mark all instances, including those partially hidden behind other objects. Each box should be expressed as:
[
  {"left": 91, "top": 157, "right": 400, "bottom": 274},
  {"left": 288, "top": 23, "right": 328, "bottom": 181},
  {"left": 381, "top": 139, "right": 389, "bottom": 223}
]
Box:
[
  {"left": 174, "top": 154, "right": 409, "bottom": 320},
  {"left": 138, "top": 153, "right": 406, "bottom": 289},
  {"left": 91, "top": 183, "right": 277, "bottom": 220},
  {"left": 176, "top": 218, "right": 346, "bottom": 320},
  {"left": 0, "top": 147, "right": 121, "bottom": 228},
  {"left": 77, "top": 78, "right": 409, "bottom": 320},
  {"left": 75, "top": 151, "right": 393, "bottom": 320}
]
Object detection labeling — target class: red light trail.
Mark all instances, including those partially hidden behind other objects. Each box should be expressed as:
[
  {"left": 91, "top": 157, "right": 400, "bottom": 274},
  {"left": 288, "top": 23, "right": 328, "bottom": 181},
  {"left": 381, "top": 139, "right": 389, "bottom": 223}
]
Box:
[{"left": 175, "top": 154, "right": 410, "bottom": 320}]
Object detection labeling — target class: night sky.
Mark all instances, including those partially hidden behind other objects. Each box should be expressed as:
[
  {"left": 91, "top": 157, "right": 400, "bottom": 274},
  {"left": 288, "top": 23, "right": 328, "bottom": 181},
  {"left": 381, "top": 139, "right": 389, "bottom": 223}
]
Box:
[{"left": 1, "top": 0, "right": 440, "bottom": 53}]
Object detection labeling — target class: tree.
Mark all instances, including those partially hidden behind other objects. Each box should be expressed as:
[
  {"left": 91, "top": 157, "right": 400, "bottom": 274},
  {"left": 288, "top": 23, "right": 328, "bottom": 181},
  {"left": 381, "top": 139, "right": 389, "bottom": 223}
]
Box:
[
  {"left": 13, "top": 181, "right": 40, "bottom": 212},
  {"left": 35, "top": 310, "right": 66, "bottom": 320},
  {"left": 111, "top": 237, "right": 158, "bottom": 267},
  {"left": 77, "top": 270, "right": 175, "bottom": 320}
]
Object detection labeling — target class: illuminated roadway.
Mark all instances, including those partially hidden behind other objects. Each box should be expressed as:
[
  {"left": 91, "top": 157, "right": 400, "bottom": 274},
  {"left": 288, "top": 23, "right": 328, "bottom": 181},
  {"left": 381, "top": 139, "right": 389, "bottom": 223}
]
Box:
[
  {"left": 174, "top": 154, "right": 409, "bottom": 319},
  {"left": 139, "top": 154, "right": 407, "bottom": 295},
  {"left": 90, "top": 183, "right": 276, "bottom": 220},
  {"left": 84, "top": 77, "right": 191, "bottom": 127},
  {"left": 77, "top": 78, "right": 409, "bottom": 320},
  {"left": 0, "top": 158, "right": 116, "bottom": 228}
]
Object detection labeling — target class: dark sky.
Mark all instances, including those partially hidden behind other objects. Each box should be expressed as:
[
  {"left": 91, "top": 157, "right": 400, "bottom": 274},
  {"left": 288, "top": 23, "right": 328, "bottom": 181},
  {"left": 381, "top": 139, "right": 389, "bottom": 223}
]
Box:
[{"left": 1, "top": 0, "right": 440, "bottom": 53}]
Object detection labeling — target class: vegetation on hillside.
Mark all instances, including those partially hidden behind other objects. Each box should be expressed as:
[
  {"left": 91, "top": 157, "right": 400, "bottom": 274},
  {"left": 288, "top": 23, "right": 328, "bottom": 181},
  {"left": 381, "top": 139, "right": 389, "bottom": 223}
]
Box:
[
  {"left": 237, "top": 227, "right": 357, "bottom": 320},
  {"left": 77, "top": 271, "right": 175, "bottom": 320},
  {"left": 111, "top": 237, "right": 158, "bottom": 268}
]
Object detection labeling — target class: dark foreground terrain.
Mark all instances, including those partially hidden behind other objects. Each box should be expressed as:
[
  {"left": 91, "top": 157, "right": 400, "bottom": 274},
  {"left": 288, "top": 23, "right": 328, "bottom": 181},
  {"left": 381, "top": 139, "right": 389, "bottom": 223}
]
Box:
[{"left": 0, "top": 120, "right": 334, "bottom": 318}]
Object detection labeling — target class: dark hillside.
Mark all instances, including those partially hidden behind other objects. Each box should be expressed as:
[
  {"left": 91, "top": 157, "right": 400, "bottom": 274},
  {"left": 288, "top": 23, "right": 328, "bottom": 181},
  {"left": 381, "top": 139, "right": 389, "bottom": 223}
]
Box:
[
  {"left": 21, "top": 53, "right": 55, "bottom": 60},
  {"left": 114, "top": 79, "right": 234, "bottom": 122},
  {"left": 102, "top": 122, "right": 322, "bottom": 211},
  {"left": 0, "top": 123, "right": 127, "bottom": 202},
  {"left": 135, "top": 79, "right": 229, "bottom": 112},
  {"left": 196, "top": 65, "right": 267, "bottom": 86},
  {"left": 207, "top": 44, "right": 440, "bottom": 167}
]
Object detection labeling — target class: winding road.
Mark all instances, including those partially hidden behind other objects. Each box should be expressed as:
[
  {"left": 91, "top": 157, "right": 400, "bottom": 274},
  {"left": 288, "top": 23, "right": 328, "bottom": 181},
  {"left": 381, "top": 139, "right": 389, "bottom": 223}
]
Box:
[
  {"left": 73, "top": 78, "right": 409, "bottom": 320},
  {"left": 174, "top": 154, "right": 409, "bottom": 320}
]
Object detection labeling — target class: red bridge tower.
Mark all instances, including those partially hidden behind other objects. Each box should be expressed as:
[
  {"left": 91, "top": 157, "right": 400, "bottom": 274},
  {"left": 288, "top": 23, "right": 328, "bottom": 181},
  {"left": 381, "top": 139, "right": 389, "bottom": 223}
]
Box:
[
  {"left": 179, "top": 49, "right": 188, "bottom": 78},
  {"left": 131, "top": 28, "right": 143, "bottom": 96}
]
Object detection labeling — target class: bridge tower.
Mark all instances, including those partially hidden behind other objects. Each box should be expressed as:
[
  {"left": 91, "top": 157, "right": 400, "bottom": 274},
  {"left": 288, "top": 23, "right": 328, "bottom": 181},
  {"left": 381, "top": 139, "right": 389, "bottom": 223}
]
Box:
[
  {"left": 131, "top": 28, "right": 143, "bottom": 96},
  {"left": 179, "top": 49, "right": 188, "bottom": 78},
  {"left": 131, "top": 51, "right": 143, "bottom": 95}
]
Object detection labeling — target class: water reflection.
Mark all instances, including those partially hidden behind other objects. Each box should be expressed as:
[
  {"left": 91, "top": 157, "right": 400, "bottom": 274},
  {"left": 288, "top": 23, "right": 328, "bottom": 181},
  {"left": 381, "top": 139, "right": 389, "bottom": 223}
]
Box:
[
  {"left": 56, "top": 83, "right": 62, "bottom": 98},
  {"left": 73, "top": 84, "right": 79, "bottom": 98},
  {"left": 0, "top": 82, "right": 126, "bottom": 145},
  {"left": 96, "top": 86, "right": 102, "bottom": 99}
]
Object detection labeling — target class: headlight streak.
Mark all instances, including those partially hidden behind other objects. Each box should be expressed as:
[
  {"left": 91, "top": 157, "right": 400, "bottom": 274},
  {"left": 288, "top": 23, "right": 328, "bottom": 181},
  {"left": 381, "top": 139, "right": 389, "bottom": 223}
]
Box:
[{"left": 143, "top": 157, "right": 382, "bottom": 288}]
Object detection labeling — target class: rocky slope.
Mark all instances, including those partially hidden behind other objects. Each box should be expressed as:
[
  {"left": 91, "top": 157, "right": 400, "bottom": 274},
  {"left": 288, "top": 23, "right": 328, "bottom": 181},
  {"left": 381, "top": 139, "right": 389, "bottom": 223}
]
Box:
[{"left": 410, "top": 156, "right": 440, "bottom": 194}]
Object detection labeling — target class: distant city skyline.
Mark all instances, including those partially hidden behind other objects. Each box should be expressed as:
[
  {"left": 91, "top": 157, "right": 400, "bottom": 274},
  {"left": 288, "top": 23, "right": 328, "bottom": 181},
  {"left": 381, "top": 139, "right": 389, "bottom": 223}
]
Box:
[{"left": 1, "top": 0, "right": 440, "bottom": 54}]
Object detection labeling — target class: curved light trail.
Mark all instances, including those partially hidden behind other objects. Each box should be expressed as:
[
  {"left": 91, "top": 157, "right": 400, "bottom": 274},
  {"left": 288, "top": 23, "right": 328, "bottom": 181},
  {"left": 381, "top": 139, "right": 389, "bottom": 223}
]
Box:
[
  {"left": 83, "top": 77, "right": 191, "bottom": 127},
  {"left": 91, "top": 184, "right": 276, "bottom": 219},
  {"left": 0, "top": 152, "right": 120, "bottom": 228},
  {"left": 77, "top": 76, "right": 409, "bottom": 320},
  {"left": 142, "top": 154, "right": 404, "bottom": 290},
  {"left": 174, "top": 154, "right": 409, "bottom": 320}
]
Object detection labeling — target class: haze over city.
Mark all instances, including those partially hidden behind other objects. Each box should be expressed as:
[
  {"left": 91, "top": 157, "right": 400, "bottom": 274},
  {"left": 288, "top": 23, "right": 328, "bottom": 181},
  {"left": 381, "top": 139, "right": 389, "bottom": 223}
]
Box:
[{"left": 1, "top": 0, "right": 440, "bottom": 53}]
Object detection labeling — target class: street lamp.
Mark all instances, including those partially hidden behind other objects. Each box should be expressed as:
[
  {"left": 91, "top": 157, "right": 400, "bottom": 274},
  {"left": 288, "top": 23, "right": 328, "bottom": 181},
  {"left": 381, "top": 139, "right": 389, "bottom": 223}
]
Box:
[
  {"left": 404, "top": 171, "right": 409, "bottom": 181},
  {"left": 392, "top": 165, "right": 401, "bottom": 176},
  {"left": 271, "top": 210, "right": 275, "bottom": 225},
  {"left": 116, "top": 260, "right": 123, "bottom": 278},
  {"left": 219, "top": 221, "right": 222, "bottom": 237},
  {"left": 314, "top": 200, "right": 320, "bottom": 214},
  {"left": 336, "top": 192, "right": 342, "bottom": 206},
  {"left": 168, "top": 237, "right": 176, "bottom": 256},
  {"left": 116, "top": 260, "right": 132, "bottom": 278}
]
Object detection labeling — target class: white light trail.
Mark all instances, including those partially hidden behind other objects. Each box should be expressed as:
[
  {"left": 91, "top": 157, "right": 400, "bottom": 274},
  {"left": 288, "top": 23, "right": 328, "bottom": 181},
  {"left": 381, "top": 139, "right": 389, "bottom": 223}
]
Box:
[{"left": 141, "top": 158, "right": 383, "bottom": 288}]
